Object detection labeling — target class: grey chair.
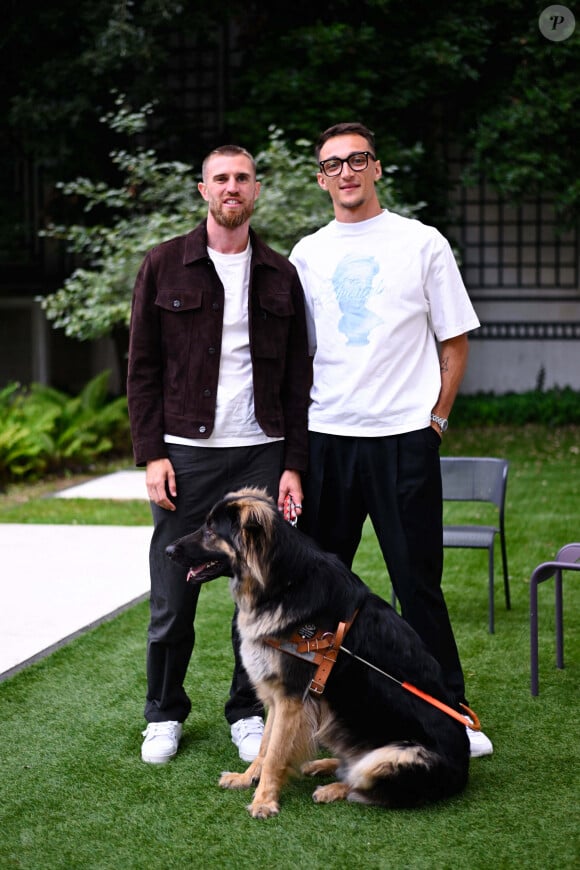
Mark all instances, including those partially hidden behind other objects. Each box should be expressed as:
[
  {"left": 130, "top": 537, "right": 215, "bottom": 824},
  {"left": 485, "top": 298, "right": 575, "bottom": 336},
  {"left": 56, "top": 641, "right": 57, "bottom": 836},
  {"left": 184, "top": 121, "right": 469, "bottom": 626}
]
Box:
[
  {"left": 441, "top": 456, "right": 510, "bottom": 633},
  {"left": 530, "top": 542, "right": 580, "bottom": 696}
]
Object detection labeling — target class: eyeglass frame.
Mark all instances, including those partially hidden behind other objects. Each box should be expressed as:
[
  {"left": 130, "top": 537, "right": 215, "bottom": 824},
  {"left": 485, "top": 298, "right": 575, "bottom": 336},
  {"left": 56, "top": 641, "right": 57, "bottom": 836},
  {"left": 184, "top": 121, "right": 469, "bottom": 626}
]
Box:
[{"left": 318, "top": 150, "right": 377, "bottom": 177}]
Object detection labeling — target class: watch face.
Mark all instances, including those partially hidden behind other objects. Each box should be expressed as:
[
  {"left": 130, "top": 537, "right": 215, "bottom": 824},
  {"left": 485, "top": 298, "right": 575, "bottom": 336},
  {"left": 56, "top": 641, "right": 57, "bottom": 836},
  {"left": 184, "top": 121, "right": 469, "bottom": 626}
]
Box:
[{"left": 440, "top": 419, "right": 448, "bottom": 432}]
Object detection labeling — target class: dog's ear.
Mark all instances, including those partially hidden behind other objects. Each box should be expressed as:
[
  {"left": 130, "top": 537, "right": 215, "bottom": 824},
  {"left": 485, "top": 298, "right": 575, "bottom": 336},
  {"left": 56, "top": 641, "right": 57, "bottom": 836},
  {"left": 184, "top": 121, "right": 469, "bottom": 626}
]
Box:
[
  {"left": 238, "top": 503, "right": 266, "bottom": 533},
  {"left": 228, "top": 496, "right": 276, "bottom": 553}
]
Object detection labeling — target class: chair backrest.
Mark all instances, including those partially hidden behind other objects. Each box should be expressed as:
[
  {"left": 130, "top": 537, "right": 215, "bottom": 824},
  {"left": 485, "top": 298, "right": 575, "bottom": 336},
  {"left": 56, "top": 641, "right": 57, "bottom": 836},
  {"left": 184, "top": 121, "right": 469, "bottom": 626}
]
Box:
[
  {"left": 440, "top": 457, "right": 509, "bottom": 510},
  {"left": 557, "top": 543, "right": 580, "bottom": 564}
]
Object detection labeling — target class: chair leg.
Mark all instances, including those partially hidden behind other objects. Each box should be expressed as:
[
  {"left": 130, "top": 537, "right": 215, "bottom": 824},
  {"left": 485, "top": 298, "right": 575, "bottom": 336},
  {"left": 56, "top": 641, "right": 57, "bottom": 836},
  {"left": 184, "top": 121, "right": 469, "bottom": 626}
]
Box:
[
  {"left": 501, "top": 532, "right": 511, "bottom": 610},
  {"left": 530, "top": 579, "right": 539, "bottom": 695},
  {"left": 488, "top": 546, "right": 495, "bottom": 634},
  {"left": 555, "top": 569, "right": 564, "bottom": 669}
]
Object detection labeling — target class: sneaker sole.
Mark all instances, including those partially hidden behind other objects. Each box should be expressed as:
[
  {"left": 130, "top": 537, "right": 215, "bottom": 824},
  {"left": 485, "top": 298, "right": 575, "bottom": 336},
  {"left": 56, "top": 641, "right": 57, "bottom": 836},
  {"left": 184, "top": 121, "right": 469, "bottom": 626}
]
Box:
[
  {"left": 141, "top": 750, "right": 178, "bottom": 764},
  {"left": 238, "top": 749, "right": 259, "bottom": 763},
  {"left": 470, "top": 747, "right": 493, "bottom": 758}
]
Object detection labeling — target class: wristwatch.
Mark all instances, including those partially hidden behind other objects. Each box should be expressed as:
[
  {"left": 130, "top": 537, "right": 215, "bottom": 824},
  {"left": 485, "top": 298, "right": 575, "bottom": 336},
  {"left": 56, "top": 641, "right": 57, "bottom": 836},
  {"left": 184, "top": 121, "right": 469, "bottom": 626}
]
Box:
[{"left": 430, "top": 413, "right": 448, "bottom": 433}]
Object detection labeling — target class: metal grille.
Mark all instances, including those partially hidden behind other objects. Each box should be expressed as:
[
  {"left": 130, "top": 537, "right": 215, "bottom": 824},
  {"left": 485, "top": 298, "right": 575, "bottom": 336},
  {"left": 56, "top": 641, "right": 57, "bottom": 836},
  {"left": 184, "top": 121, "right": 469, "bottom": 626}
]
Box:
[
  {"left": 470, "top": 321, "right": 580, "bottom": 340},
  {"left": 447, "top": 181, "right": 579, "bottom": 292}
]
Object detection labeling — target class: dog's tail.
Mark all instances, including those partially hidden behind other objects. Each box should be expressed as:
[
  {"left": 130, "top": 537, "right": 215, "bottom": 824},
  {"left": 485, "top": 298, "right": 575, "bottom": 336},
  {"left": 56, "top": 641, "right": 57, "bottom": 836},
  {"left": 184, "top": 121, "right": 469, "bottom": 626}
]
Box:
[{"left": 344, "top": 742, "right": 468, "bottom": 808}]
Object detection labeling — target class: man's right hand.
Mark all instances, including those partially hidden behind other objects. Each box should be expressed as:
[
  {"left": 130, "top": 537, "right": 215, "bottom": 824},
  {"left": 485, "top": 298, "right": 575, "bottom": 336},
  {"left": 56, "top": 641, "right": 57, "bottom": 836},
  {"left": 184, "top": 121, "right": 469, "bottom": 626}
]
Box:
[{"left": 146, "top": 458, "right": 177, "bottom": 511}]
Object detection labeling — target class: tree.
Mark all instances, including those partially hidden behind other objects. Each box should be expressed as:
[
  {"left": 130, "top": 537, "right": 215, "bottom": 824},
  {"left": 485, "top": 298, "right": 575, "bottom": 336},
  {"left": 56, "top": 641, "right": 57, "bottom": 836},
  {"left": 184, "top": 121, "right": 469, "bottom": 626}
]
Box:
[
  {"left": 226, "top": 1, "right": 579, "bottom": 224},
  {"left": 4, "top": 1, "right": 578, "bottom": 228},
  {"left": 40, "top": 95, "right": 202, "bottom": 342}
]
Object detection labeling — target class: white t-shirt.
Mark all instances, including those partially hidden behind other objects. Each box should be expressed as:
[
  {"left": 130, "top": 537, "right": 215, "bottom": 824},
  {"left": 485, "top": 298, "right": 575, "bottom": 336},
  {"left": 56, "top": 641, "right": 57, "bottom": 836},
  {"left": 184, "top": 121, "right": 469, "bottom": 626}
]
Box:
[
  {"left": 165, "top": 242, "right": 281, "bottom": 448},
  {"left": 289, "top": 210, "right": 480, "bottom": 437}
]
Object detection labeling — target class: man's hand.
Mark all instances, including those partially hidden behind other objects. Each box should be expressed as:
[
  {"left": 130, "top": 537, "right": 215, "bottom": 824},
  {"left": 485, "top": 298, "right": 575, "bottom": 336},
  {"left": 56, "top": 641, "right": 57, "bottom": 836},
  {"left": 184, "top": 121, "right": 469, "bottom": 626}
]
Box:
[
  {"left": 146, "top": 458, "right": 177, "bottom": 511},
  {"left": 277, "top": 469, "right": 303, "bottom": 521}
]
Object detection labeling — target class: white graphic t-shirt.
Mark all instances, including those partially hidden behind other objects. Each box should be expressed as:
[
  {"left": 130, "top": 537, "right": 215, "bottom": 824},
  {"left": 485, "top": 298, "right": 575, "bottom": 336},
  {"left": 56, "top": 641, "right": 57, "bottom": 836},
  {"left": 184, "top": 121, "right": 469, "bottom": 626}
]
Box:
[{"left": 290, "top": 210, "right": 480, "bottom": 436}]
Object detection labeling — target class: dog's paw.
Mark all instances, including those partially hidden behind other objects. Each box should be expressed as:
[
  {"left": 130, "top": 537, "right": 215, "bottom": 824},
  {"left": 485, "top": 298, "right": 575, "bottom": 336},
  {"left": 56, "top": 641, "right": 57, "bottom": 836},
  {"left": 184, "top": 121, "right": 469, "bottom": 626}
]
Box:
[
  {"left": 219, "top": 771, "right": 255, "bottom": 790},
  {"left": 312, "top": 782, "right": 350, "bottom": 804},
  {"left": 302, "top": 758, "right": 340, "bottom": 778},
  {"left": 247, "top": 799, "right": 280, "bottom": 819}
]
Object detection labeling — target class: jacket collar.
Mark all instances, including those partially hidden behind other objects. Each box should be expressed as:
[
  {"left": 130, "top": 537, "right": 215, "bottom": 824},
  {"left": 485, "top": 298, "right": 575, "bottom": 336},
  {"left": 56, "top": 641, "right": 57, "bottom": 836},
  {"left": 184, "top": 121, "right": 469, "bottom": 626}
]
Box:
[{"left": 183, "top": 220, "right": 281, "bottom": 270}]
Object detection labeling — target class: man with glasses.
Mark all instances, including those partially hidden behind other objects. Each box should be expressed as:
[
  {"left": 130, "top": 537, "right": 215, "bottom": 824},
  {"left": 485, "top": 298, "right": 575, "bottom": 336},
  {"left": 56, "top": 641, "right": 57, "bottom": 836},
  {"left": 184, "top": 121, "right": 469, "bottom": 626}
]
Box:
[{"left": 290, "top": 122, "right": 493, "bottom": 757}]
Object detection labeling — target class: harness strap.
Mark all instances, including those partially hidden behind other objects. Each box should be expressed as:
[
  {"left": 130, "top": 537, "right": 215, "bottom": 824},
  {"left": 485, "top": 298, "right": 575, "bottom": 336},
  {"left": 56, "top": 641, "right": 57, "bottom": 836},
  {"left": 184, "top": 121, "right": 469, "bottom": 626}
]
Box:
[
  {"left": 264, "top": 611, "right": 358, "bottom": 696},
  {"left": 264, "top": 613, "right": 483, "bottom": 730}
]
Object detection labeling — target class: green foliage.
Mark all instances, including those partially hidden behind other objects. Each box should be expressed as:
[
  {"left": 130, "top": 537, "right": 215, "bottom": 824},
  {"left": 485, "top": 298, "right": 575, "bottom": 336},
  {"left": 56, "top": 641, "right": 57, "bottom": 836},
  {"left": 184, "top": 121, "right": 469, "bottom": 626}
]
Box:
[
  {"left": 465, "top": 30, "right": 579, "bottom": 221},
  {"left": 226, "top": 2, "right": 580, "bottom": 221},
  {"left": 0, "top": 383, "right": 54, "bottom": 485},
  {"left": 39, "top": 94, "right": 203, "bottom": 341},
  {"left": 453, "top": 387, "right": 580, "bottom": 427},
  {"left": 0, "top": 372, "right": 130, "bottom": 489},
  {"left": 4, "top": 1, "right": 579, "bottom": 235},
  {"left": 39, "top": 98, "right": 423, "bottom": 341}
]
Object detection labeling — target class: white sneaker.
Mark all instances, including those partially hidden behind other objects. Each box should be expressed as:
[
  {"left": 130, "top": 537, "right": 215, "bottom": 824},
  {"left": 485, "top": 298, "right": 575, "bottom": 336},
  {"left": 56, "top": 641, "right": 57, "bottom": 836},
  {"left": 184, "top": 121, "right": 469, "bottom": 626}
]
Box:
[
  {"left": 466, "top": 725, "right": 493, "bottom": 758},
  {"left": 141, "top": 721, "right": 182, "bottom": 764},
  {"left": 230, "top": 716, "right": 264, "bottom": 762}
]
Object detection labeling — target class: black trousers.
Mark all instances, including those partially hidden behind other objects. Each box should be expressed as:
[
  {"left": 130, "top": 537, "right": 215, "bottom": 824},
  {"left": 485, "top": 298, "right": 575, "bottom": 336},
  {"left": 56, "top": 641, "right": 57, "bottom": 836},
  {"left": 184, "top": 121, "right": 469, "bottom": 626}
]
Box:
[
  {"left": 145, "top": 441, "right": 283, "bottom": 725},
  {"left": 300, "top": 428, "right": 466, "bottom": 704}
]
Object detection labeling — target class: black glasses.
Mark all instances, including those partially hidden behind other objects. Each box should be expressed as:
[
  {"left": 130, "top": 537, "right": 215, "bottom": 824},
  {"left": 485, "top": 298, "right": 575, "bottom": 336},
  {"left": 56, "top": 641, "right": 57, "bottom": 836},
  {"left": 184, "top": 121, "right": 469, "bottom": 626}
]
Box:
[{"left": 319, "top": 151, "right": 376, "bottom": 177}]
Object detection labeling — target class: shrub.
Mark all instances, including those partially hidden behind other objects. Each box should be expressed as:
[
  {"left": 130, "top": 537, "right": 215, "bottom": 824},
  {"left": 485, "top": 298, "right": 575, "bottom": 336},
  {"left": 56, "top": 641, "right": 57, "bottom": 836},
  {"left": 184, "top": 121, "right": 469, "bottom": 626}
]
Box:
[
  {"left": 452, "top": 387, "right": 580, "bottom": 427},
  {"left": 0, "top": 372, "right": 130, "bottom": 489}
]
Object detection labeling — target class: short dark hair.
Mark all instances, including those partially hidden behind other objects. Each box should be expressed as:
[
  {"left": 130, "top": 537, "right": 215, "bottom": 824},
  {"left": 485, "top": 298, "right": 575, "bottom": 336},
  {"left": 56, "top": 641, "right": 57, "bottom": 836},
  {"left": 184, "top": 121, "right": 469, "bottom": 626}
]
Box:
[
  {"left": 315, "top": 123, "right": 376, "bottom": 162},
  {"left": 201, "top": 145, "right": 256, "bottom": 181}
]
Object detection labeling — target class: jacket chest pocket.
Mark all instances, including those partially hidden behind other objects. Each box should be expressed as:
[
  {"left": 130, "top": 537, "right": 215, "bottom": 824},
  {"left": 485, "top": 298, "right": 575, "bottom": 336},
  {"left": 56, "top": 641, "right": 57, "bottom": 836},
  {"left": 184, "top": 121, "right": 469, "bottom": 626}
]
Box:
[
  {"left": 253, "top": 292, "right": 294, "bottom": 358},
  {"left": 155, "top": 287, "right": 205, "bottom": 341},
  {"left": 155, "top": 287, "right": 204, "bottom": 314}
]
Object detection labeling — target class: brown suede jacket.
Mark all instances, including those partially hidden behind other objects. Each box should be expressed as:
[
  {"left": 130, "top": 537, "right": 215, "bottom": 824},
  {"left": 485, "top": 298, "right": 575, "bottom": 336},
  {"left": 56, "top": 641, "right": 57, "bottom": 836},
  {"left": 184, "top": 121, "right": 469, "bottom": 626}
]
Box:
[{"left": 127, "top": 221, "right": 312, "bottom": 471}]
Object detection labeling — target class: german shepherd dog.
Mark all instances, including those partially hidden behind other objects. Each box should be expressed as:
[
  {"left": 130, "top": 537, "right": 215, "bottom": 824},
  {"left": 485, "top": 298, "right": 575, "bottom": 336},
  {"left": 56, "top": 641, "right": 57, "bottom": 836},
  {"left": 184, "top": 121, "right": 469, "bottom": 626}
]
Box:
[{"left": 167, "top": 488, "right": 470, "bottom": 818}]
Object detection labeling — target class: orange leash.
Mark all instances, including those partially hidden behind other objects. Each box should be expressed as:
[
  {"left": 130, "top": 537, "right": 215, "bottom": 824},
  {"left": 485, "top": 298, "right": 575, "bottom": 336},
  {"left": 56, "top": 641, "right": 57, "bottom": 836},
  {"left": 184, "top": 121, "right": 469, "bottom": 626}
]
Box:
[
  {"left": 340, "top": 646, "right": 482, "bottom": 731},
  {"left": 401, "top": 683, "right": 481, "bottom": 730}
]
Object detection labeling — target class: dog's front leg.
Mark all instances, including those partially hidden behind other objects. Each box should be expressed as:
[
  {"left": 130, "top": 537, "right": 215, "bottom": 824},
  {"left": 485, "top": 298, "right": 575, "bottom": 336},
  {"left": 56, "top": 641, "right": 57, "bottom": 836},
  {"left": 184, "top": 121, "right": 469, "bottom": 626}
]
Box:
[
  {"left": 219, "top": 705, "right": 274, "bottom": 790},
  {"left": 248, "top": 695, "right": 309, "bottom": 819}
]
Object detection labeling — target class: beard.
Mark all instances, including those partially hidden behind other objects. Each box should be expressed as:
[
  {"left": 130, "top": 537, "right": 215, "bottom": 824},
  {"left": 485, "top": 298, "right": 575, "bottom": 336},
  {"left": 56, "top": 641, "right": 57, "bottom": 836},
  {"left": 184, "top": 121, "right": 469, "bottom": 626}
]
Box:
[{"left": 209, "top": 198, "right": 255, "bottom": 228}]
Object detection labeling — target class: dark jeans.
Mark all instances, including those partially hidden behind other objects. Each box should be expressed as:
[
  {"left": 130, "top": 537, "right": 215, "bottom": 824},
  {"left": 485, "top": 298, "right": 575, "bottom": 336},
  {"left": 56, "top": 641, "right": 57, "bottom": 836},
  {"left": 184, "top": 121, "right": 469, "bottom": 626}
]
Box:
[
  {"left": 145, "top": 441, "right": 283, "bottom": 725},
  {"left": 300, "top": 428, "right": 466, "bottom": 704}
]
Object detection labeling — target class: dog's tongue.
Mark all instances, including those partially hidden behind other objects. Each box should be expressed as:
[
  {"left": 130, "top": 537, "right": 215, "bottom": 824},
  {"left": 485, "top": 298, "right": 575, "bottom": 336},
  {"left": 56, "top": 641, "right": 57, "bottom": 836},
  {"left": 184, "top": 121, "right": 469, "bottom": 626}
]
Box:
[
  {"left": 186, "top": 562, "right": 213, "bottom": 583},
  {"left": 186, "top": 566, "right": 201, "bottom": 582}
]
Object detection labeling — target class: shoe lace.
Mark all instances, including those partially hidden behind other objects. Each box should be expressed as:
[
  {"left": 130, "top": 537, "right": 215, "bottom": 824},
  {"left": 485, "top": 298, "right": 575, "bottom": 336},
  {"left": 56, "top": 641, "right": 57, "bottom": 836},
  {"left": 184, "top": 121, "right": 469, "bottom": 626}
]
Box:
[
  {"left": 235, "top": 716, "right": 263, "bottom": 738},
  {"left": 143, "top": 721, "right": 179, "bottom": 738}
]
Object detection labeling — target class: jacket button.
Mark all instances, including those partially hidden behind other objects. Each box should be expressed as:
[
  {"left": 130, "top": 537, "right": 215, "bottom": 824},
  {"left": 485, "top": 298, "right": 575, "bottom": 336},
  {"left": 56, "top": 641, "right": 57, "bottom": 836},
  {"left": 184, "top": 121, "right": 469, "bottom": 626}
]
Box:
[
  {"left": 203, "top": 388, "right": 211, "bottom": 397},
  {"left": 172, "top": 299, "right": 181, "bottom": 309},
  {"left": 199, "top": 425, "right": 207, "bottom": 433},
  {"left": 212, "top": 302, "right": 219, "bottom": 311},
  {"left": 208, "top": 346, "right": 216, "bottom": 354}
]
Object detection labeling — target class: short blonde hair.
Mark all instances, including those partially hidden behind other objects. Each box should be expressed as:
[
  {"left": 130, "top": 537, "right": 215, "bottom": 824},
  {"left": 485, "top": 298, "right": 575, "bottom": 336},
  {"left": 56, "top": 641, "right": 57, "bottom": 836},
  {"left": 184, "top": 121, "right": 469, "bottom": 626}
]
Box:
[{"left": 201, "top": 145, "right": 257, "bottom": 181}]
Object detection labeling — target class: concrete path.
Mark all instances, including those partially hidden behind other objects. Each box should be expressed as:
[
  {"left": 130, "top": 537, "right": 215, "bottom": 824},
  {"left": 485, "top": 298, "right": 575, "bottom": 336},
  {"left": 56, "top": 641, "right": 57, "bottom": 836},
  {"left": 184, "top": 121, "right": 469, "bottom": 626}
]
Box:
[{"left": 0, "top": 470, "right": 152, "bottom": 681}]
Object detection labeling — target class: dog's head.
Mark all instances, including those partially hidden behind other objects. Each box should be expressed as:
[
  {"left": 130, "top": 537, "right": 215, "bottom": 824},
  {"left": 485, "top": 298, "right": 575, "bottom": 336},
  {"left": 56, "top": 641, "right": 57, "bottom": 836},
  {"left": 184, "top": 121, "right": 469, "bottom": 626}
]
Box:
[{"left": 166, "top": 487, "right": 278, "bottom": 590}]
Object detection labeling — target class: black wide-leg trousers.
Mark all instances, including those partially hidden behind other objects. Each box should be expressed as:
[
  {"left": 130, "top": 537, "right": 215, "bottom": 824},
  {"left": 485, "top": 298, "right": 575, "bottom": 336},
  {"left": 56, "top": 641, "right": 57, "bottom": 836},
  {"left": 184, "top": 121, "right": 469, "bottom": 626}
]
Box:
[
  {"left": 300, "top": 428, "right": 466, "bottom": 704},
  {"left": 145, "top": 441, "right": 283, "bottom": 725}
]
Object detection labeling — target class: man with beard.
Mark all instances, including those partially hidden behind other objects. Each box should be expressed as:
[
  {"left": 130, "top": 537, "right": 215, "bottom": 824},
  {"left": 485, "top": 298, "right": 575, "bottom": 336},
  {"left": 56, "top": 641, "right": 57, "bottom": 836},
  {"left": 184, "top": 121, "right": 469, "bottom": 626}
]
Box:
[{"left": 127, "top": 145, "right": 311, "bottom": 765}]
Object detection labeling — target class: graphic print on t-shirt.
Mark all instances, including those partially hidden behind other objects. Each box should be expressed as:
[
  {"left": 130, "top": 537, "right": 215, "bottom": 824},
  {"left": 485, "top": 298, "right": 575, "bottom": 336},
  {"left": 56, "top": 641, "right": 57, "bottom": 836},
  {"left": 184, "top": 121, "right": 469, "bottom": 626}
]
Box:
[{"left": 332, "top": 253, "right": 385, "bottom": 346}]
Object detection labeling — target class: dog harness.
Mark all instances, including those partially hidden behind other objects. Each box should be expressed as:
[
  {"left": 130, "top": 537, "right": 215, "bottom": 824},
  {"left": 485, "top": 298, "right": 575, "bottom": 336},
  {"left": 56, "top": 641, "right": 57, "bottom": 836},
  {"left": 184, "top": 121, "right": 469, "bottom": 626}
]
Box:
[
  {"left": 264, "top": 612, "right": 358, "bottom": 696},
  {"left": 264, "top": 612, "right": 481, "bottom": 730}
]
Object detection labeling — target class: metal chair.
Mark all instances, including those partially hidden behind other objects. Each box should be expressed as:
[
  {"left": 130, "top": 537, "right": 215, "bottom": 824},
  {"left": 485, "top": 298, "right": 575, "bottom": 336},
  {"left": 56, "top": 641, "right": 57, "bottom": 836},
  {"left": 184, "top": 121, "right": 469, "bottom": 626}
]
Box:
[
  {"left": 530, "top": 542, "right": 580, "bottom": 696},
  {"left": 441, "top": 457, "right": 510, "bottom": 634}
]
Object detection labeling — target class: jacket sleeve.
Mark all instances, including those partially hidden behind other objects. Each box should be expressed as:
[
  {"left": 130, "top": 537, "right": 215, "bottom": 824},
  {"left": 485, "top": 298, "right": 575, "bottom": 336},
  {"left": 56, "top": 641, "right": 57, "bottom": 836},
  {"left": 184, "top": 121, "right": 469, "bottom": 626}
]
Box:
[
  {"left": 280, "top": 269, "right": 312, "bottom": 472},
  {"left": 126, "top": 252, "right": 168, "bottom": 467}
]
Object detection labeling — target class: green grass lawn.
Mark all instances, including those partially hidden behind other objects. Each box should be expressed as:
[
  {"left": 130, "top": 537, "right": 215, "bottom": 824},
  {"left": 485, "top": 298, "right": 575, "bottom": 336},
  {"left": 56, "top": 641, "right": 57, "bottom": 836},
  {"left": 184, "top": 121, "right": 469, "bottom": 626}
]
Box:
[{"left": 0, "top": 426, "right": 579, "bottom": 869}]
